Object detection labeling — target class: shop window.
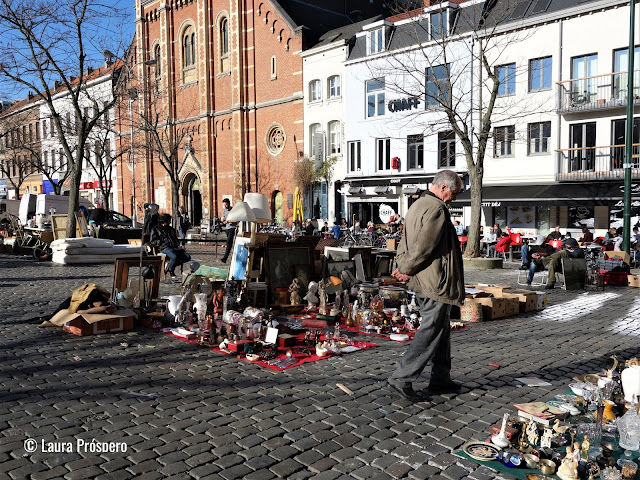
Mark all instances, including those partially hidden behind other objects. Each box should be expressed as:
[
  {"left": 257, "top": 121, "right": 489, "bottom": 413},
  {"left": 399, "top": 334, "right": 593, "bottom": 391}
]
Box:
[{"left": 309, "top": 181, "right": 328, "bottom": 219}]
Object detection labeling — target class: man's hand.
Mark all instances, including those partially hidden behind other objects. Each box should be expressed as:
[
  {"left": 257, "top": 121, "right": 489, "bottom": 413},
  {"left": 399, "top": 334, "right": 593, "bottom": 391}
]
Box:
[{"left": 391, "top": 268, "right": 410, "bottom": 282}]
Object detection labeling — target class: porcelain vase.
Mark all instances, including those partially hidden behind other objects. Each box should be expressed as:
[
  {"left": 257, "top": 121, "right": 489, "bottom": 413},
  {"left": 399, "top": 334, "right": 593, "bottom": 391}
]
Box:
[{"left": 621, "top": 365, "right": 640, "bottom": 403}]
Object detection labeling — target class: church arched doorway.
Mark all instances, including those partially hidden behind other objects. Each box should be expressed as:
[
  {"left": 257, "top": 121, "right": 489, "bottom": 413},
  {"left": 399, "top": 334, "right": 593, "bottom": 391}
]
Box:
[{"left": 182, "top": 173, "right": 202, "bottom": 227}]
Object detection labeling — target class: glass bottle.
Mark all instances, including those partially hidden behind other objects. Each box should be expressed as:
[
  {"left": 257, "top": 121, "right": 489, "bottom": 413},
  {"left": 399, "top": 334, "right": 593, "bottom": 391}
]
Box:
[{"left": 617, "top": 397, "right": 640, "bottom": 465}]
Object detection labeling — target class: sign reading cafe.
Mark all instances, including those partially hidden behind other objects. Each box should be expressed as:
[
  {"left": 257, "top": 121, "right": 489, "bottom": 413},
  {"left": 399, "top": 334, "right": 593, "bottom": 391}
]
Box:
[{"left": 388, "top": 97, "right": 420, "bottom": 113}]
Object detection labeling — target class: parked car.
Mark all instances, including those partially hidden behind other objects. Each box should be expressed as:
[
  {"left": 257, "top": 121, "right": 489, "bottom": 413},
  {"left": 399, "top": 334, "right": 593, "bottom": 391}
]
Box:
[{"left": 102, "top": 211, "right": 133, "bottom": 227}]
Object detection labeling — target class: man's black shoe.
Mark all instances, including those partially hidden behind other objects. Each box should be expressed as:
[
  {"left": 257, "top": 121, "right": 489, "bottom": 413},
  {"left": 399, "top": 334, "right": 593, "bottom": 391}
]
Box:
[
  {"left": 526, "top": 280, "right": 532, "bottom": 286},
  {"left": 428, "top": 379, "right": 462, "bottom": 394},
  {"left": 519, "top": 265, "right": 528, "bottom": 270},
  {"left": 386, "top": 381, "right": 427, "bottom": 402},
  {"left": 545, "top": 283, "right": 555, "bottom": 290},
  {"left": 220, "top": 257, "right": 227, "bottom": 263}
]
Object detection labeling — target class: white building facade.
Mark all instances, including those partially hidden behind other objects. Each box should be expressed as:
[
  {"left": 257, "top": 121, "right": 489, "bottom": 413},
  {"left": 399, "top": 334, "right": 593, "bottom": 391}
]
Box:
[
  {"left": 456, "top": 0, "right": 639, "bottom": 238},
  {"left": 342, "top": 2, "right": 477, "bottom": 226},
  {"left": 40, "top": 65, "right": 119, "bottom": 210}
]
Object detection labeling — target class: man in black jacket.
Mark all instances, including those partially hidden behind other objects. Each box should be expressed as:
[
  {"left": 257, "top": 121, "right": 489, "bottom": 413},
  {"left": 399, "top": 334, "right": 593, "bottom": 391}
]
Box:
[
  {"left": 543, "top": 235, "right": 584, "bottom": 289},
  {"left": 150, "top": 214, "right": 191, "bottom": 279}
]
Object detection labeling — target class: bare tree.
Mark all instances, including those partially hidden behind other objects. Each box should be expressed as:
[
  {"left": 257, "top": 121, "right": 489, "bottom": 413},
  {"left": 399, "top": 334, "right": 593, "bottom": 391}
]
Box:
[
  {"left": 366, "top": 0, "right": 548, "bottom": 257},
  {"left": 0, "top": 0, "right": 128, "bottom": 236},
  {"left": 122, "top": 76, "right": 198, "bottom": 221},
  {"left": 85, "top": 114, "right": 117, "bottom": 211}
]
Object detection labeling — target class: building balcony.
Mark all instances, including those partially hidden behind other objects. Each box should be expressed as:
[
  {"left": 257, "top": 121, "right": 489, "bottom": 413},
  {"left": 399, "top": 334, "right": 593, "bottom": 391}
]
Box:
[
  {"left": 557, "top": 70, "right": 640, "bottom": 114},
  {"left": 555, "top": 144, "right": 640, "bottom": 182}
]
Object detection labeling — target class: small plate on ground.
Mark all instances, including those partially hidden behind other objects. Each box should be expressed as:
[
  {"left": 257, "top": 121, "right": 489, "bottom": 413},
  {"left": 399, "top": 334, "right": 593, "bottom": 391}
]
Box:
[
  {"left": 389, "top": 333, "right": 410, "bottom": 342},
  {"left": 462, "top": 441, "right": 500, "bottom": 461}
]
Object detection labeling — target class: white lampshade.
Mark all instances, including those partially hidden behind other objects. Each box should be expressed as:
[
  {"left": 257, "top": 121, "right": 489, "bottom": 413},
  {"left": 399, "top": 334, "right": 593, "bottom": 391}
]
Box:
[
  {"left": 226, "top": 201, "right": 256, "bottom": 222},
  {"left": 243, "top": 193, "right": 271, "bottom": 223}
]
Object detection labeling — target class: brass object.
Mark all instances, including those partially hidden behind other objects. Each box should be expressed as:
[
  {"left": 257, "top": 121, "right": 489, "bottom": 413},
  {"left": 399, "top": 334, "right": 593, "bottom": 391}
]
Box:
[{"left": 539, "top": 459, "right": 556, "bottom": 475}]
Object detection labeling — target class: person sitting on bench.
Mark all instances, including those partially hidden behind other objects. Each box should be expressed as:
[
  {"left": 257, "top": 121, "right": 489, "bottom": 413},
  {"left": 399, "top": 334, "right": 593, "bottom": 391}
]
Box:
[
  {"left": 150, "top": 214, "right": 191, "bottom": 279},
  {"left": 543, "top": 235, "right": 584, "bottom": 290}
]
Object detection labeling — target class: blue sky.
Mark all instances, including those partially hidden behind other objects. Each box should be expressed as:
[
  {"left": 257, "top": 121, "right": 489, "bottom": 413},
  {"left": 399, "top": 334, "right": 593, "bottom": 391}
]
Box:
[{"left": 2, "top": 1, "right": 137, "bottom": 100}]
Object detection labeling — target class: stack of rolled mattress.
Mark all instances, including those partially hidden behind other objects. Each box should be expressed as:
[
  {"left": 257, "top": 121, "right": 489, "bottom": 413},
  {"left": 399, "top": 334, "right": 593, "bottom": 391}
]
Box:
[{"left": 51, "top": 237, "right": 142, "bottom": 264}]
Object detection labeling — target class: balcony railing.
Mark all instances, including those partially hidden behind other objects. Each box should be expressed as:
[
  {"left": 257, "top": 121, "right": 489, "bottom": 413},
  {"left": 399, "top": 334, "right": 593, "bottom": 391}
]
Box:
[
  {"left": 557, "top": 70, "right": 640, "bottom": 113},
  {"left": 555, "top": 144, "right": 640, "bottom": 182}
]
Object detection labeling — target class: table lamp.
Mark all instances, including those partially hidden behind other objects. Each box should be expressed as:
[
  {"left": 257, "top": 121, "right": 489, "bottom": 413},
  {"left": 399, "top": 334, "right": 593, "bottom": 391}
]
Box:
[{"left": 243, "top": 193, "right": 270, "bottom": 244}]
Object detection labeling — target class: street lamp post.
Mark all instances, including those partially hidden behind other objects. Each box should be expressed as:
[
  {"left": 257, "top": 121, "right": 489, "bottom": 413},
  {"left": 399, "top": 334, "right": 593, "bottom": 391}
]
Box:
[
  {"left": 126, "top": 58, "right": 156, "bottom": 229},
  {"left": 128, "top": 90, "right": 138, "bottom": 227}
]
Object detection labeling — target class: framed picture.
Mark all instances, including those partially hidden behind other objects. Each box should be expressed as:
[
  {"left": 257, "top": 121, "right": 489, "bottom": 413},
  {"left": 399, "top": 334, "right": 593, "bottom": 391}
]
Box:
[
  {"left": 326, "top": 260, "right": 355, "bottom": 279},
  {"left": 75, "top": 212, "right": 89, "bottom": 237},
  {"left": 228, "top": 236, "right": 251, "bottom": 281},
  {"left": 265, "top": 239, "right": 313, "bottom": 303}
]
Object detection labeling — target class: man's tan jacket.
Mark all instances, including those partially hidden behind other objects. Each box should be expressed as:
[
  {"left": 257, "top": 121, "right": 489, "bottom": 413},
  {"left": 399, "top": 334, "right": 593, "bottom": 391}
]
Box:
[{"left": 395, "top": 192, "right": 465, "bottom": 306}]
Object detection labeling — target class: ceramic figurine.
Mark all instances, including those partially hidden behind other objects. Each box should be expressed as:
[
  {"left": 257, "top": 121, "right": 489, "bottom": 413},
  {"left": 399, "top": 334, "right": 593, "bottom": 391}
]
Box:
[
  {"left": 557, "top": 446, "right": 579, "bottom": 480},
  {"left": 342, "top": 290, "right": 349, "bottom": 318},
  {"left": 580, "top": 435, "right": 590, "bottom": 460},
  {"left": 289, "top": 278, "right": 301, "bottom": 305},
  {"left": 318, "top": 282, "right": 328, "bottom": 316},
  {"left": 330, "top": 292, "right": 341, "bottom": 316},
  {"left": 491, "top": 413, "right": 510, "bottom": 448},
  {"left": 526, "top": 419, "right": 539, "bottom": 446},
  {"left": 553, "top": 419, "right": 570, "bottom": 435},
  {"left": 304, "top": 281, "right": 319, "bottom": 310},
  {"left": 212, "top": 289, "right": 224, "bottom": 316},
  {"left": 540, "top": 427, "right": 553, "bottom": 449},
  {"left": 572, "top": 442, "right": 581, "bottom": 463}
]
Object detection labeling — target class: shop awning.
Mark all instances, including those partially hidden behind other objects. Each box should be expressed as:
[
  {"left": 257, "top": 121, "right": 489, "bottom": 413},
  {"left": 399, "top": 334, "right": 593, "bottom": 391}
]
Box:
[{"left": 453, "top": 182, "right": 640, "bottom": 207}]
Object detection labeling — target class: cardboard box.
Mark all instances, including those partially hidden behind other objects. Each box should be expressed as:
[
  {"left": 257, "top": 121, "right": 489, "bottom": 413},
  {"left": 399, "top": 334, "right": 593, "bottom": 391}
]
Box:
[
  {"left": 463, "top": 297, "right": 505, "bottom": 320},
  {"left": 473, "top": 285, "right": 512, "bottom": 297},
  {"left": 502, "top": 297, "right": 520, "bottom": 317},
  {"left": 502, "top": 290, "right": 538, "bottom": 313},
  {"left": 534, "top": 292, "right": 548, "bottom": 310},
  {"left": 386, "top": 239, "right": 397, "bottom": 250},
  {"left": 628, "top": 274, "right": 640, "bottom": 288},
  {"left": 604, "top": 251, "right": 631, "bottom": 264},
  {"left": 49, "top": 308, "right": 137, "bottom": 336}
]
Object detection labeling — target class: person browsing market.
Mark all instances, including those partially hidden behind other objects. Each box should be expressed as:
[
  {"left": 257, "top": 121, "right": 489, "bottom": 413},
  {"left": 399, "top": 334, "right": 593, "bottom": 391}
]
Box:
[
  {"left": 387, "top": 170, "right": 465, "bottom": 402},
  {"left": 150, "top": 213, "right": 192, "bottom": 279}
]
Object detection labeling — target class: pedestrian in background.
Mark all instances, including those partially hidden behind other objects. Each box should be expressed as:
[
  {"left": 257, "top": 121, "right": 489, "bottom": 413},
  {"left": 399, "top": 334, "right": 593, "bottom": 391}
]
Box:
[
  {"left": 387, "top": 170, "right": 464, "bottom": 402},
  {"left": 220, "top": 198, "right": 237, "bottom": 263},
  {"left": 176, "top": 205, "right": 190, "bottom": 245}
]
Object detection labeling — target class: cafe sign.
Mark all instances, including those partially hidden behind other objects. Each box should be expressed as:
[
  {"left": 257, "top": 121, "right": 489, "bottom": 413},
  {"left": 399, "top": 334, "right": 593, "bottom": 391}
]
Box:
[{"left": 388, "top": 97, "right": 420, "bottom": 113}]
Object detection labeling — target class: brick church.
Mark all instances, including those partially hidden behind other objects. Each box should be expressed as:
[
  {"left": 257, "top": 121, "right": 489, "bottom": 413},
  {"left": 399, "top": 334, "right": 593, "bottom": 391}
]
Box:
[{"left": 116, "top": 0, "right": 388, "bottom": 226}]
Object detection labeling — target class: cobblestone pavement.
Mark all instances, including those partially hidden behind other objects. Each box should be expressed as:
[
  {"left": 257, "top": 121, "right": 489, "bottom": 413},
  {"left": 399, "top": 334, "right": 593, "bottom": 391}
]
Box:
[{"left": 2, "top": 247, "right": 640, "bottom": 480}]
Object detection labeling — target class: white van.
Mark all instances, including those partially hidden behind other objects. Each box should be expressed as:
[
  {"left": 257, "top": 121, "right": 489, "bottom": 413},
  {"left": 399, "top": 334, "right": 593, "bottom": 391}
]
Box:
[
  {"left": 19, "top": 193, "right": 94, "bottom": 225},
  {"left": 0, "top": 199, "right": 20, "bottom": 223}
]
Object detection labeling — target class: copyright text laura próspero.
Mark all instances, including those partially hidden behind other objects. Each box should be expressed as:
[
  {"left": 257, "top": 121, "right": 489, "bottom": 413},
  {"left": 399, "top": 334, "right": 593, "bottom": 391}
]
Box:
[{"left": 24, "top": 438, "right": 128, "bottom": 454}]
